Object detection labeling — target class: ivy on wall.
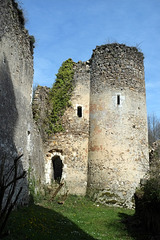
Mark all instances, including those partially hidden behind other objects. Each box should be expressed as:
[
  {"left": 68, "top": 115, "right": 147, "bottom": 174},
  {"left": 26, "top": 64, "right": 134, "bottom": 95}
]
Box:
[{"left": 47, "top": 58, "right": 75, "bottom": 134}]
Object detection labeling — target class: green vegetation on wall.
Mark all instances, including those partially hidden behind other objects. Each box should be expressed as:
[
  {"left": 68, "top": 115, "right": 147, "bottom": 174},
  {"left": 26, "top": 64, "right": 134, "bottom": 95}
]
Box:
[
  {"left": 48, "top": 58, "right": 75, "bottom": 134},
  {"left": 29, "top": 35, "right": 35, "bottom": 54},
  {"left": 12, "top": 0, "right": 26, "bottom": 26}
]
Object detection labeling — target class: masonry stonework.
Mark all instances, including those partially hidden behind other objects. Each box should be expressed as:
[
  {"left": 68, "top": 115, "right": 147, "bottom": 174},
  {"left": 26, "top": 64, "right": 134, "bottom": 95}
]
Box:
[
  {"left": 34, "top": 44, "right": 149, "bottom": 208},
  {"left": 0, "top": 0, "right": 45, "bottom": 204},
  {"left": 44, "top": 61, "right": 90, "bottom": 195},
  {"left": 87, "top": 44, "right": 149, "bottom": 208},
  {"left": 1, "top": 0, "right": 149, "bottom": 208}
]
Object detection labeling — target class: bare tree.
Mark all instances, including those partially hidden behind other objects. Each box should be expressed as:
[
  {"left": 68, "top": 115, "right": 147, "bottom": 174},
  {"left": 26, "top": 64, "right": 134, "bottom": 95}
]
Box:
[
  {"left": 32, "top": 83, "right": 38, "bottom": 99},
  {"left": 148, "top": 114, "right": 160, "bottom": 145},
  {"left": 0, "top": 154, "right": 26, "bottom": 238}
]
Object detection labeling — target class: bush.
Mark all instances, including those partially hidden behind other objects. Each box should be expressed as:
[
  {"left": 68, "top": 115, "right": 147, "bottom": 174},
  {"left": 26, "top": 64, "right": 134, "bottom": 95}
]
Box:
[{"left": 135, "top": 178, "right": 160, "bottom": 235}]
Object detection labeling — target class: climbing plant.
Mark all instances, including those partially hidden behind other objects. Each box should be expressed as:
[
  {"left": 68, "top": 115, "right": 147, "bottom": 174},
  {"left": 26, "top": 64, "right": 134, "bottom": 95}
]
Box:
[{"left": 48, "top": 58, "right": 75, "bottom": 134}]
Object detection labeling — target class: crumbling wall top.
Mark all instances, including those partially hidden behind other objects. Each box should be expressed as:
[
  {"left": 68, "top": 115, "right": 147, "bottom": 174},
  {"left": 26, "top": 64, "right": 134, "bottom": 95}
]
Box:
[
  {"left": 90, "top": 43, "right": 145, "bottom": 93},
  {"left": 91, "top": 43, "right": 144, "bottom": 61}
]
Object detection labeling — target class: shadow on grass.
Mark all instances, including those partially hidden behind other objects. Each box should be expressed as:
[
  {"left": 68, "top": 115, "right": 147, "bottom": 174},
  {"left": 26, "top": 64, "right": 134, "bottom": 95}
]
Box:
[
  {"left": 5, "top": 203, "right": 97, "bottom": 240},
  {"left": 118, "top": 213, "right": 160, "bottom": 240}
]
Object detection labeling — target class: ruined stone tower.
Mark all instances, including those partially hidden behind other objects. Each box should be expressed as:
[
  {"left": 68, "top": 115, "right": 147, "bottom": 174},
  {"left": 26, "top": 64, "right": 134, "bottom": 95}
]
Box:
[
  {"left": 33, "top": 44, "right": 149, "bottom": 208},
  {"left": 87, "top": 44, "right": 149, "bottom": 207}
]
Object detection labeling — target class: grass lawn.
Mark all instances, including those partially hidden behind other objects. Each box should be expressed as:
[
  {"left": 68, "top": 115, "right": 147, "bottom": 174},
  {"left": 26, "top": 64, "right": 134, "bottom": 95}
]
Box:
[{"left": 4, "top": 195, "right": 148, "bottom": 240}]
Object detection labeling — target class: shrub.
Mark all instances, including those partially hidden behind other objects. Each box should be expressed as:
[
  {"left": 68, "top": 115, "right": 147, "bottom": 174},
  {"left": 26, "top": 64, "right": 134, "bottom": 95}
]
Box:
[{"left": 135, "top": 177, "right": 160, "bottom": 235}]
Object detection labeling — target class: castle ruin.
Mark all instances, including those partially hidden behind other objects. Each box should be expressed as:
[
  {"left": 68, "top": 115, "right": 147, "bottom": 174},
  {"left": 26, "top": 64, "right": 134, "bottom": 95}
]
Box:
[
  {"left": 35, "top": 44, "right": 149, "bottom": 208},
  {"left": 1, "top": 0, "right": 149, "bottom": 208}
]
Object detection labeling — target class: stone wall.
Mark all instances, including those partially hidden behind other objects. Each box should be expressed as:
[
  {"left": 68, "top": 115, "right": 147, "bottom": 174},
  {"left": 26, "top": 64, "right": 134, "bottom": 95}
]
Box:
[
  {"left": 0, "top": 1, "right": 149, "bottom": 208},
  {"left": 44, "top": 61, "right": 90, "bottom": 195},
  {"left": 88, "top": 44, "right": 149, "bottom": 208},
  {"left": 32, "top": 85, "right": 51, "bottom": 141},
  {"left": 0, "top": 0, "right": 45, "bottom": 204},
  {"left": 32, "top": 44, "right": 149, "bottom": 207}
]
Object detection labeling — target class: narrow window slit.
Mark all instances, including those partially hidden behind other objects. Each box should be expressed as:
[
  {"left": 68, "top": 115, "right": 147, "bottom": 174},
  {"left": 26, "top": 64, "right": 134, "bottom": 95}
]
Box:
[
  {"left": 117, "top": 95, "right": 120, "bottom": 105},
  {"left": 77, "top": 106, "right": 82, "bottom": 117}
]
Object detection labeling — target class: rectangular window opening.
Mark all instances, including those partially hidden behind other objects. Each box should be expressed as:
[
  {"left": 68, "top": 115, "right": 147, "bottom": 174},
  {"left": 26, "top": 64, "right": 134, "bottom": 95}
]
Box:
[
  {"left": 117, "top": 95, "right": 120, "bottom": 105},
  {"left": 77, "top": 106, "right": 82, "bottom": 117}
]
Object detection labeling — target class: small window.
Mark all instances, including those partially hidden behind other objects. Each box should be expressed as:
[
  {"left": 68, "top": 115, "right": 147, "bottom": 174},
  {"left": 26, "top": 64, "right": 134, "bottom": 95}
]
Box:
[
  {"left": 77, "top": 106, "right": 82, "bottom": 117},
  {"left": 117, "top": 95, "right": 120, "bottom": 105}
]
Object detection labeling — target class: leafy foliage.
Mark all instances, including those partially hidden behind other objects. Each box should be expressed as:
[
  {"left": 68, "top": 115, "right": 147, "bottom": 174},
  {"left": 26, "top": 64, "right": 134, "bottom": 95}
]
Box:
[
  {"left": 134, "top": 139, "right": 160, "bottom": 235},
  {"left": 139, "top": 178, "right": 160, "bottom": 204},
  {"left": 135, "top": 178, "right": 160, "bottom": 236},
  {"left": 48, "top": 58, "right": 75, "bottom": 134}
]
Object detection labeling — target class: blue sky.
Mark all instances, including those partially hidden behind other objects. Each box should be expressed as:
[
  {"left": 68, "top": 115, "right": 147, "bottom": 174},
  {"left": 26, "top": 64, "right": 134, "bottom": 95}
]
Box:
[{"left": 20, "top": 0, "right": 160, "bottom": 117}]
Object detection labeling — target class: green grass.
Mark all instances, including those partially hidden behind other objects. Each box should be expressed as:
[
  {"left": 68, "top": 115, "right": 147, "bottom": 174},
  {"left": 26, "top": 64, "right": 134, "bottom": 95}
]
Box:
[{"left": 4, "top": 195, "right": 147, "bottom": 240}]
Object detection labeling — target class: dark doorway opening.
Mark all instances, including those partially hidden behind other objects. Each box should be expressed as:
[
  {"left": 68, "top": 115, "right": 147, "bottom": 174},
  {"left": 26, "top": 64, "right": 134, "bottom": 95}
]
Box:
[{"left": 52, "top": 156, "right": 63, "bottom": 184}]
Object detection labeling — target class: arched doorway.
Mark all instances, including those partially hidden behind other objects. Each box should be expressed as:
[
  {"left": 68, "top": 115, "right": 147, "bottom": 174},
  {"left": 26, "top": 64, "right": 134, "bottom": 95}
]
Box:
[{"left": 52, "top": 155, "right": 63, "bottom": 184}]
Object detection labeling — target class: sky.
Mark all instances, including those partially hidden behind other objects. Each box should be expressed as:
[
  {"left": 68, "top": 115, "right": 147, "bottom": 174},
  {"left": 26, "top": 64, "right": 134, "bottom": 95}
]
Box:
[{"left": 20, "top": 0, "right": 160, "bottom": 118}]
